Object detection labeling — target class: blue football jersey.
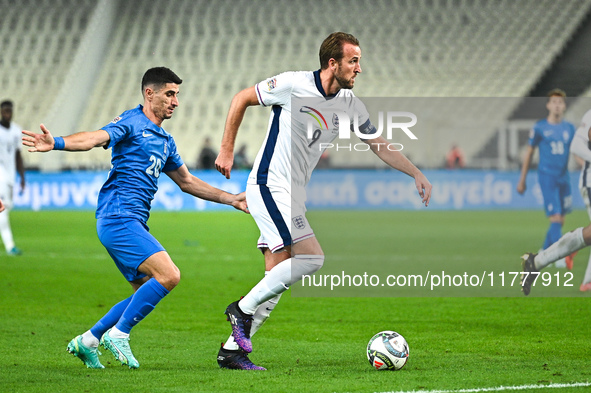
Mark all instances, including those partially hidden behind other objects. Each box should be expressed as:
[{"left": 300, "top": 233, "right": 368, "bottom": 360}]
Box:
[
  {"left": 529, "top": 119, "right": 576, "bottom": 176},
  {"left": 96, "top": 105, "right": 184, "bottom": 222}
]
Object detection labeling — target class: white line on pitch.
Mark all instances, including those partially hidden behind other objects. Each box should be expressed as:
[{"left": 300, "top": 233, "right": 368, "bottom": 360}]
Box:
[{"left": 373, "top": 381, "right": 591, "bottom": 393}]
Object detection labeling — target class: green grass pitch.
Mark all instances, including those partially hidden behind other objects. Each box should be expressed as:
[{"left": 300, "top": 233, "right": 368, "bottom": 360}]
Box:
[{"left": 1, "top": 209, "right": 590, "bottom": 393}]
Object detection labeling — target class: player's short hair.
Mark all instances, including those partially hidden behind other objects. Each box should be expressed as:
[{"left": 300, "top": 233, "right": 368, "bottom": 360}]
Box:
[
  {"left": 547, "top": 88, "right": 566, "bottom": 102},
  {"left": 319, "top": 32, "right": 360, "bottom": 69},
  {"left": 141, "top": 67, "right": 183, "bottom": 96},
  {"left": 0, "top": 100, "right": 13, "bottom": 109}
]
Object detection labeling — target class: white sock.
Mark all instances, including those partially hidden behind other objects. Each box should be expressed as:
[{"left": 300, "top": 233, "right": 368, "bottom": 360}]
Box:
[
  {"left": 535, "top": 227, "right": 586, "bottom": 270},
  {"left": 81, "top": 330, "right": 99, "bottom": 348},
  {"left": 0, "top": 210, "right": 15, "bottom": 252},
  {"left": 251, "top": 293, "right": 282, "bottom": 337},
  {"left": 109, "top": 326, "right": 129, "bottom": 339},
  {"left": 239, "top": 259, "right": 292, "bottom": 315},
  {"left": 224, "top": 271, "right": 284, "bottom": 350},
  {"left": 224, "top": 335, "right": 240, "bottom": 350},
  {"left": 583, "top": 253, "right": 591, "bottom": 285},
  {"left": 238, "top": 255, "right": 324, "bottom": 315}
]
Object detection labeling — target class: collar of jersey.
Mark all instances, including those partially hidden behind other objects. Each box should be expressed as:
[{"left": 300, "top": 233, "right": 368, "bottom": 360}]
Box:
[
  {"left": 313, "top": 70, "right": 337, "bottom": 99},
  {"left": 136, "top": 104, "right": 166, "bottom": 135}
]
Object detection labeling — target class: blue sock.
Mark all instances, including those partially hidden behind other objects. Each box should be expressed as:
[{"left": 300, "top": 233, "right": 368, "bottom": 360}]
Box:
[
  {"left": 115, "top": 278, "right": 170, "bottom": 334},
  {"left": 543, "top": 222, "right": 563, "bottom": 249},
  {"left": 90, "top": 296, "right": 133, "bottom": 340}
]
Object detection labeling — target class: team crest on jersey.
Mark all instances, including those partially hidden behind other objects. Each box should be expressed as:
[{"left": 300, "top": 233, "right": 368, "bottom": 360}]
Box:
[
  {"left": 563, "top": 130, "right": 570, "bottom": 141},
  {"left": 292, "top": 215, "right": 306, "bottom": 230},
  {"left": 111, "top": 116, "right": 121, "bottom": 124},
  {"left": 267, "top": 78, "right": 277, "bottom": 91},
  {"left": 164, "top": 142, "right": 168, "bottom": 155},
  {"left": 332, "top": 113, "right": 339, "bottom": 131}
]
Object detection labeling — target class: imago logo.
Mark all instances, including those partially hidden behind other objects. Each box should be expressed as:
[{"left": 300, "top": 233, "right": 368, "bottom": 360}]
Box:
[{"left": 304, "top": 108, "right": 418, "bottom": 152}]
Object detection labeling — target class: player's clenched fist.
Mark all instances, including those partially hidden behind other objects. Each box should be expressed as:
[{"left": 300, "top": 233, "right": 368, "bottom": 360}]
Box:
[{"left": 215, "top": 151, "right": 234, "bottom": 179}]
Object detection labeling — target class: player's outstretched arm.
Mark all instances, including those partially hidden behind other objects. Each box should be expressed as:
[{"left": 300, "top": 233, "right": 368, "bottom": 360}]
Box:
[
  {"left": 166, "top": 164, "right": 249, "bottom": 213},
  {"left": 365, "top": 136, "right": 432, "bottom": 206},
  {"left": 215, "top": 86, "right": 260, "bottom": 179},
  {"left": 22, "top": 124, "right": 110, "bottom": 152},
  {"left": 516, "top": 145, "right": 534, "bottom": 194}
]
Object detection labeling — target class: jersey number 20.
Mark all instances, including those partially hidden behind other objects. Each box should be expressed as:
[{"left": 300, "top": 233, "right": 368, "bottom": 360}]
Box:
[{"left": 146, "top": 155, "right": 162, "bottom": 178}]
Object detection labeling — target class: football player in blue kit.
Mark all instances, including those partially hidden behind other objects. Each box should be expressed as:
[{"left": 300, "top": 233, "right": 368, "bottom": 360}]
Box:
[
  {"left": 517, "top": 89, "right": 576, "bottom": 269},
  {"left": 22, "top": 67, "right": 248, "bottom": 369}
]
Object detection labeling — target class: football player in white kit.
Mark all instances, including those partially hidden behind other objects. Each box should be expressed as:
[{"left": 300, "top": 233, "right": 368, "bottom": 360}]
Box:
[
  {"left": 0, "top": 100, "right": 25, "bottom": 256},
  {"left": 215, "top": 32, "right": 432, "bottom": 369},
  {"left": 521, "top": 108, "right": 591, "bottom": 294}
]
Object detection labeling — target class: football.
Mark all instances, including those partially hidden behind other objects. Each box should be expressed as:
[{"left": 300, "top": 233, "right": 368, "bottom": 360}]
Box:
[{"left": 366, "top": 331, "right": 409, "bottom": 370}]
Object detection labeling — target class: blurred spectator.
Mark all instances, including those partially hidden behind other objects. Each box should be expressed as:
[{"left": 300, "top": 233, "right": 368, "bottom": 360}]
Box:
[
  {"left": 197, "top": 137, "right": 218, "bottom": 169},
  {"left": 446, "top": 144, "right": 465, "bottom": 169},
  {"left": 233, "top": 144, "right": 251, "bottom": 170}
]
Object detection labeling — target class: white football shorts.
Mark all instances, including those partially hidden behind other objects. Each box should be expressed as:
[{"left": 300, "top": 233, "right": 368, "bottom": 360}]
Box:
[{"left": 246, "top": 183, "right": 314, "bottom": 253}]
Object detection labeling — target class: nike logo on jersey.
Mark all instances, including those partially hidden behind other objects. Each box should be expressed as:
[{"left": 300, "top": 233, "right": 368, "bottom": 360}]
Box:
[{"left": 142, "top": 131, "right": 151, "bottom": 137}]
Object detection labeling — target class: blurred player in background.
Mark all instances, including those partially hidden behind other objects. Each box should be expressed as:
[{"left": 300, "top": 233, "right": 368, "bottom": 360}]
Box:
[
  {"left": 521, "top": 108, "right": 591, "bottom": 294},
  {"left": 0, "top": 198, "right": 5, "bottom": 212},
  {"left": 215, "top": 32, "right": 432, "bottom": 370},
  {"left": 22, "top": 67, "right": 248, "bottom": 369},
  {"left": 517, "top": 89, "right": 576, "bottom": 268},
  {"left": 0, "top": 100, "right": 26, "bottom": 256}
]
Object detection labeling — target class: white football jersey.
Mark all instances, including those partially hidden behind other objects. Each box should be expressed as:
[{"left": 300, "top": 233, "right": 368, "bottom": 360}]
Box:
[
  {"left": 0, "top": 122, "right": 22, "bottom": 186},
  {"left": 249, "top": 70, "right": 370, "bottom": 192},
  {"left": 573, "top": 110, "right": 591, "bottom": 189}
]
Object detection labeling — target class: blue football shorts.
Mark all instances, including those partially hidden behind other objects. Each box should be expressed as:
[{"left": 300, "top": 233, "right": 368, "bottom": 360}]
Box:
[
  {"left": 538, "top": 174, "right": 572, "bottom": 216},
  {"left": 96, "top": 217, "right": 165, "bottom": 282}
]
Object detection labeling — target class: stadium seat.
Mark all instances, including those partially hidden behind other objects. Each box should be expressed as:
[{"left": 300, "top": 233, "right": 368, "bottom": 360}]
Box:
[{"left": 4, "top": 0, "right": 591, "bottom": 169}]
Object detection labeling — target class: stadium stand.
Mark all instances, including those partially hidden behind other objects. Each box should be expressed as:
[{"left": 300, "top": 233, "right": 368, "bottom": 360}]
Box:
[{"left": 3, "top": 0, "right": 591, "bottom": 170}]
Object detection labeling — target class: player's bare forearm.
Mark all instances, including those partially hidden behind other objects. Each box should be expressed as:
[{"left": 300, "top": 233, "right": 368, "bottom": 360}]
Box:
[
  {"left": 183, "top": 178, "right": 247, "bottom": 212},
  {"left": 517, "top": 146, "right": 534, "bottom": 193},
  {"left": 367, "top": 137, "right": 432, "bottom": 205},
  {"left": 22, "top": 124, "right": 109, "bottom": 152},
  {"left": 167, "top": 165, "right": 248, "bottom": 212},
  {"left": 15, "top": 150, "right": 25, "bottom": 186},
  {"left": 216, "top": 86, "right": 260, "bottom": 179},
  {"left": 62, "top": 130, "right": 110, "bottom": 151},
  {"left": 367, "top": 137, "right": 418, "bottom": 177}
]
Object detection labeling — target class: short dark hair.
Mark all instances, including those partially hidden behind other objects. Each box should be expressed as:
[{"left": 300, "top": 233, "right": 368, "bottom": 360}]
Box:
[
  {"left": 319, "top": 32, "right": 360, "bottom": 69},
  {"left": 141, "top": 67, "right": 183, "bottom": 95},
  {"left": 547, "top": 88, "right": 566, "bottom": 102},
  {"left": 1, "top": 100, "right": 13, "bottom": 109}
]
